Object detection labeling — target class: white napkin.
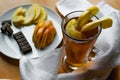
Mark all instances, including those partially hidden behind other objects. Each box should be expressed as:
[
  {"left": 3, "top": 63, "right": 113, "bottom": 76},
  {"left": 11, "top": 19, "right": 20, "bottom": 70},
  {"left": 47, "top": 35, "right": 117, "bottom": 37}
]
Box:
[
  {"left": 20, "top": 0, "right": 120, "bottom": 80},
  {"left": 56, "top": 0, "right": 118, "bottom": 17},
  {"left": 20, "top": 48, "right": 62, "bottom": 80},
  {"left": 56, "top": 0, "right": 92, "bottom": 16}
]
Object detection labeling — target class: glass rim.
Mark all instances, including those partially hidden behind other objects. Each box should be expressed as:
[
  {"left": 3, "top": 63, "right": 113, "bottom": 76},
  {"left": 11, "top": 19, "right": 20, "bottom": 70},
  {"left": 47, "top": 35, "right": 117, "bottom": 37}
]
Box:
[{"left": 61, "top": 10, "right": 102, "bottom": 42}]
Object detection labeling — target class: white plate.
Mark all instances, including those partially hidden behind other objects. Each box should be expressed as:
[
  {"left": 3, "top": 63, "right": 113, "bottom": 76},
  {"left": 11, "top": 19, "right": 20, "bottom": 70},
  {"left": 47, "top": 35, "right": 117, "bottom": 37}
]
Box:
[{"left": 0, "top": 4, "right": 63, "bottom": 59}]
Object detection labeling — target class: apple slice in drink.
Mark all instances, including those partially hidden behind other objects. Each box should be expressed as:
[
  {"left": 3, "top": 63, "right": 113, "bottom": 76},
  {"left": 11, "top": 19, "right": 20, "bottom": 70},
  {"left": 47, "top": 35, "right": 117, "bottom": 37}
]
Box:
[
  {"left": 76, "top": 6, "right": 99, "bottom": 30},
  {"left": 65, "top": 19, "right": 83, "bottom": 39},
  {"left": 81, "top": 17, "right": 113, "bottom": 32}
]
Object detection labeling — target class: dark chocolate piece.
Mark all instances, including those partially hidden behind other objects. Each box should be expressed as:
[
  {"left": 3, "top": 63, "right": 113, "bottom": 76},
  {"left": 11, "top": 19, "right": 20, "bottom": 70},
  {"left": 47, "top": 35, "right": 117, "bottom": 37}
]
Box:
[
  {"left": 1, "top": 20, "right": 12, "bottom": 26},
  {"left": 13, "top": 31, "right": 32, "bottom": 54},
  {"left": 1, "top": 23, "right": 13, "bottom": 36},
  {"left": 19, "top": 41, "right": 28, "bottom": 46},
  {"left": 1, "top": 24, "right": 7, "bottom": 33},
  {"left": 17, "top": 38, "right": 26, "bottom": 43},
  {"left": 6, "top": 24, "right": 13, "bottom": 35},
  {"left": 14, "top": 34, "right": 24, "bottom": 39}
]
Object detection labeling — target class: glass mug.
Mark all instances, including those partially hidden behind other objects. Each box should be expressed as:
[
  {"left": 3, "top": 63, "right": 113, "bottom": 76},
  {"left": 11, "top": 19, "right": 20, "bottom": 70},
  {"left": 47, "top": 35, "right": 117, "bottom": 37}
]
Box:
[{"left": 61, "top": 11, "right": 102, "bottom": 72}]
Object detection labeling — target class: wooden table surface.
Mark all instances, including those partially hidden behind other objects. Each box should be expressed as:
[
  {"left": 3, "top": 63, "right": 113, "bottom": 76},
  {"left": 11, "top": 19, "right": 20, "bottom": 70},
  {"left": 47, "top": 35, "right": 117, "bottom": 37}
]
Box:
[{"left": 0, "top": 0, "right": 120, "bottom": 80}]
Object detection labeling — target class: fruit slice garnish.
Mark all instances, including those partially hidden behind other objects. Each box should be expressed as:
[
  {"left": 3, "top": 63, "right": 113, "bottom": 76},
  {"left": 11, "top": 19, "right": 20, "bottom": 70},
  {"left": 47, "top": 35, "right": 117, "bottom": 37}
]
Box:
[
  {"left": 87, "top": 6, "right": 99, "bottom": 15},
  {"left": 99, "top": 17, "right": 113, "bottom": 29},
  {"left": 66, "top": 19, "right": 82, "bottom": 39},
  {"left": 76, "top": 11, "right": 92, "bottom": 30},
  {"left": 81, "top": 17, "right": 113, "bottom": 32},
  {"left": 76, "top": 6, "right": 99, "bottom": 30}
]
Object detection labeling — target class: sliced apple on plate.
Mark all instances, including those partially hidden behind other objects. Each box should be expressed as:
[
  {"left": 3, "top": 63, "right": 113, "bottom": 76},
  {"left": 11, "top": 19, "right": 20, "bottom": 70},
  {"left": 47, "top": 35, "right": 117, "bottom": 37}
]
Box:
[
  {"left": 12, "top": 7, "right": 26, "bottom": 19},
  {"left": 12, "top": 4, "right": 48, "bottom": 27},
  {"left": 22, "top": 6, "right": 36, "bottom": 25},
  {"left": 12, "top": 7, "right": 26, "bottom": 27},
  {"left": 32, "top": 4, "right": 41, "bottom": 21},
  {"left": 34, "top": 6, "right": 47, "bottom": 24},
  {"left": 32, "top": 20, "right": 46, "bottom": 42}
]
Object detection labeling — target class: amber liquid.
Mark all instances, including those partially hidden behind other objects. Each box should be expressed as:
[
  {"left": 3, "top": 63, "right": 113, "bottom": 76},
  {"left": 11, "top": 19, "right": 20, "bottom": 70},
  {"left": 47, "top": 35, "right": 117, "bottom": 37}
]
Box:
[{"left": 63, "top": 18, "right": 98, "bottom": 67}]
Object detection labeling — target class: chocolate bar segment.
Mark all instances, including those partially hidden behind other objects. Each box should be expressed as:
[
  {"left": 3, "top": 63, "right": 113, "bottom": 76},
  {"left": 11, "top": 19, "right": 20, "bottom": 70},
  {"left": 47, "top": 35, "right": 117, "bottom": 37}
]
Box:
[
  {"left": 13, "top": 31, "right": 32, "bottom": 54},
  {"left": 1, "top": 24, "right": 7, "bottom": 33},
  {"left": 1, "top": 20, "right": 12, "bottom": 26},
  {"left": 1, "top": 23, "right": 13, "bottom": 36},
  {"left": 6, "top": 24, "right": 13, "bottom": 35}
]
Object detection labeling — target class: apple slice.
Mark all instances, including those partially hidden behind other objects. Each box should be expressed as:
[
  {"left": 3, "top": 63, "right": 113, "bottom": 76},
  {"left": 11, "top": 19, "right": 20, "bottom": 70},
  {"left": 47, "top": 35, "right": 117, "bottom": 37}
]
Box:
[
  {"left": 12, "top": 7, "right": 26, "bottom": 27},
  {"left": 39, "top": 28, "right": 49, "bottom": 49},
  {"left": 32, "top": 4, "right": 41, "bottom": 21},
  {"left": 32, "top": 20, "right": 52, "bottom": 44},
  {"left": 39, "top": 22, "right": 56, "bottom": 49},
  {"left": 12, "top": 15, "right": 24, "bottom": 23},
  {"left": 34, "top": 6, "right": 47, "bottom": 24},
  {"left": 46, "top": 25, "right": 56, "bottom": 45},
  {"left": 76, "top": 11, "right": 91, "bottom": 30},
  {"left": 34, "top": 26, "right": 46, "bottom": 48},
  {"left": 33, "top": 20, "right": 56, "bottom": 49},
  {"left": 36, "top": 20, "right": 52, "bottom": 46},
  {"left": 22, "top": 6, "right": 36, "bottom": 25},
  {"left": 32, "top": 20, "right": 46, "bottom": 42},
  {"left": 39, "top": 25, "right": 56, "bottom": 49},
  {"left": 81, "top": 17, "right": 113, "bottom": 32},
  {"left": 12, "top": 7, "right": 26, "bottom": 19},
  {"left": 100, "top": 17, "right": 113, "bottom": 29},
  {"left": 87, "top": 6, "right": 99, "bottom": 16},
  {"left": 76, "top": 6, "right": 99, "bottom": 30},
  {"left": 12, "top": 15, "right": 25, "bottom": 27},
  {"left": 66, "top": 19, "right": 82, "bottom": 39}
]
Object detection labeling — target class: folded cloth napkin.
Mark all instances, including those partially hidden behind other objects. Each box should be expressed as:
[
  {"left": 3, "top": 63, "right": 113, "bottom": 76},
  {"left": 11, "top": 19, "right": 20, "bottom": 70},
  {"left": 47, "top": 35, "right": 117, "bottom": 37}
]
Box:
[
  {"left": 20, "top": 48, "right": 62, "bottom": 80},
  {"left": 56, "top": 0, "right": 118, "bottom": 17},
  {"left": 20, "top": 0, "right": 120, "bottom": 80}
]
